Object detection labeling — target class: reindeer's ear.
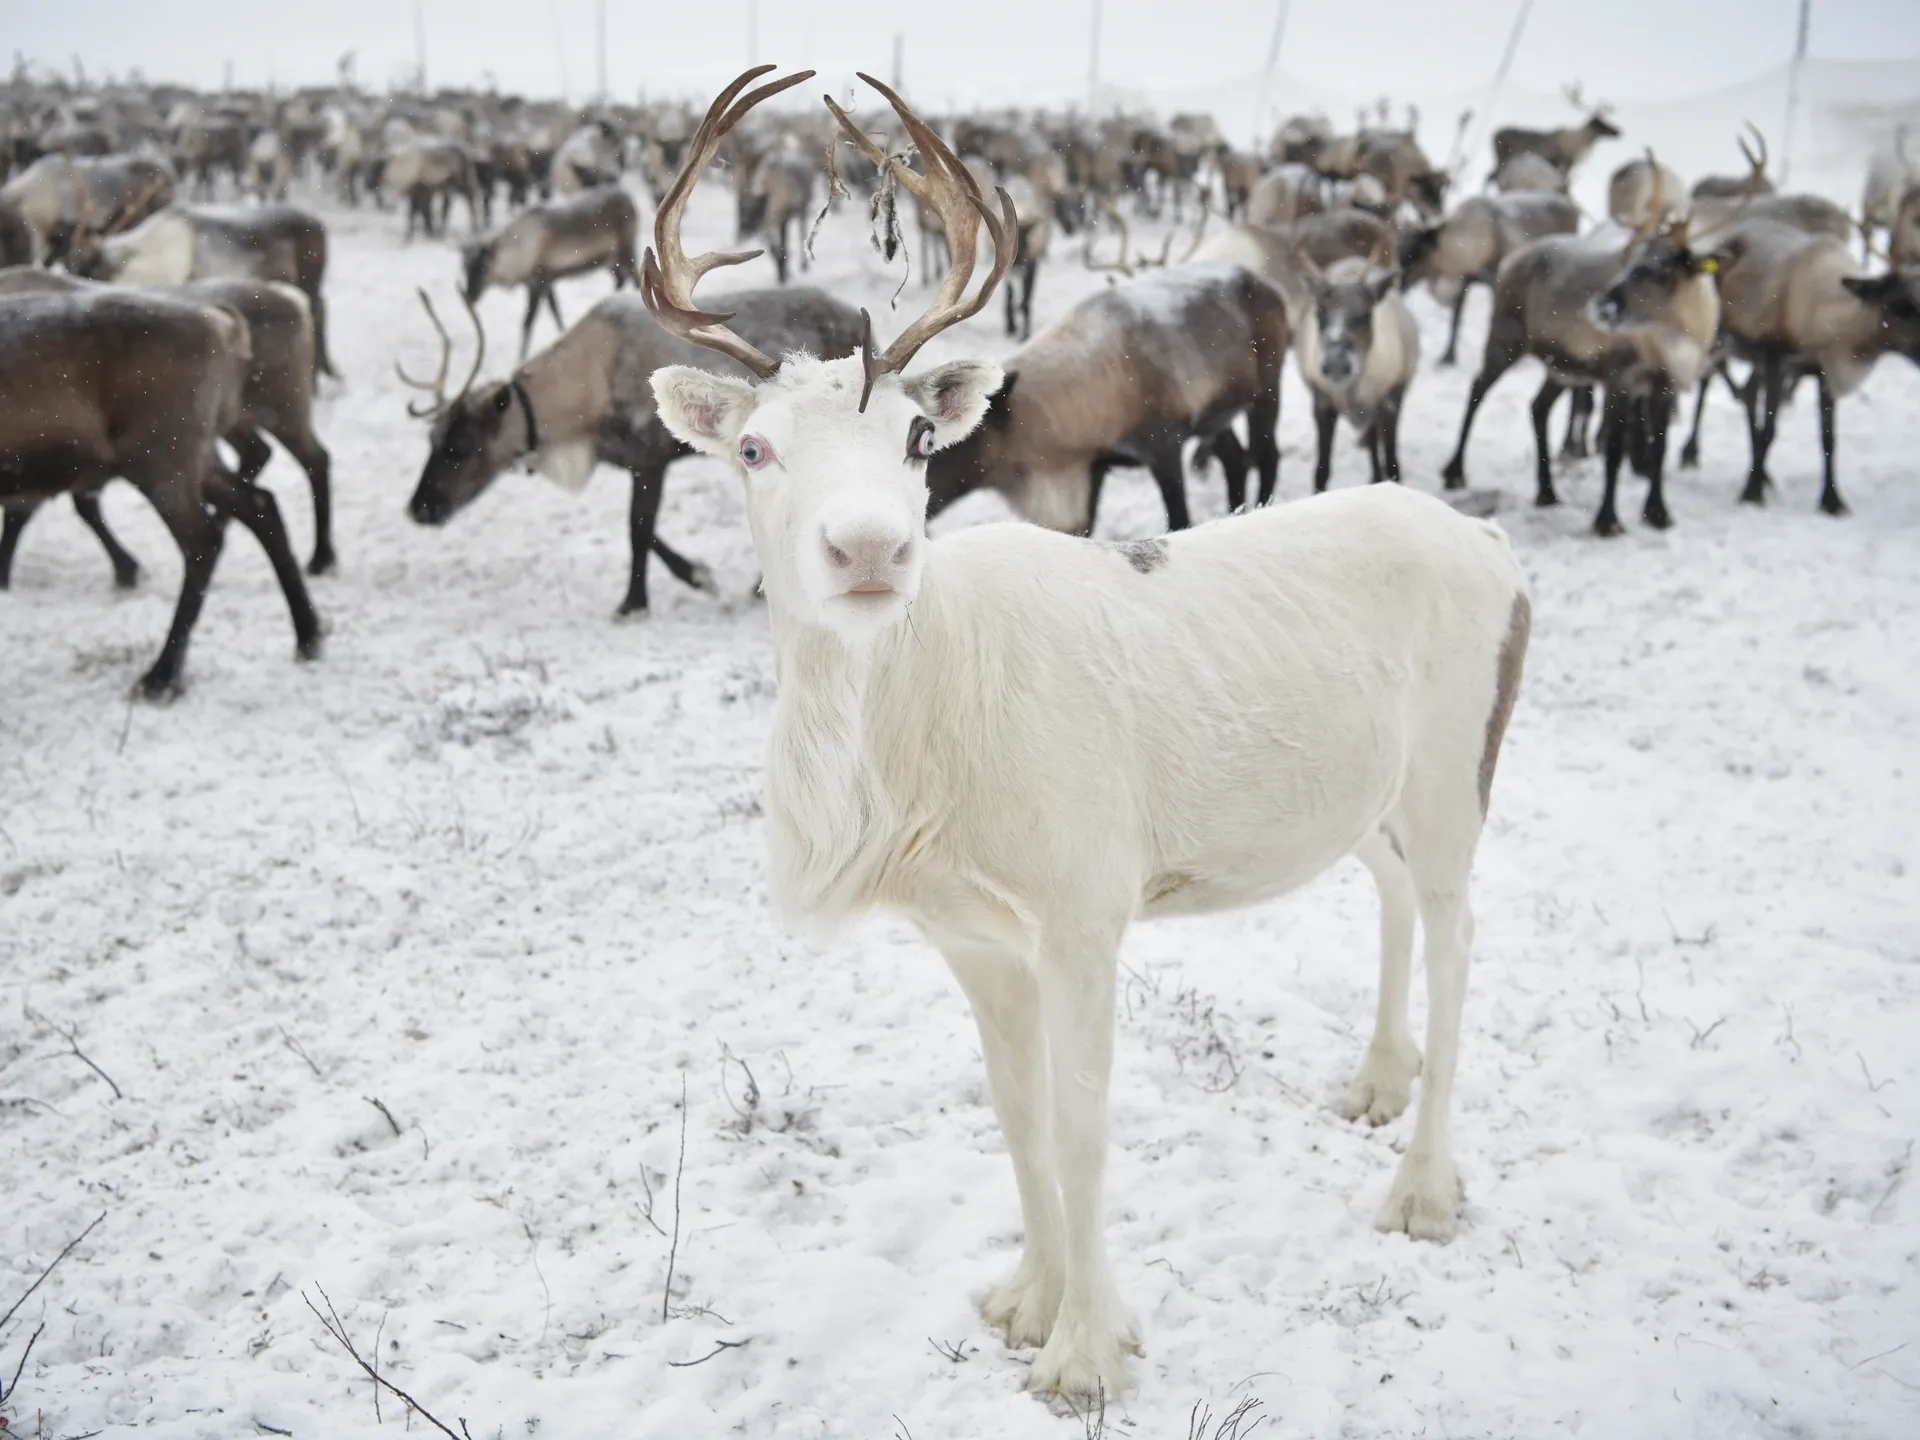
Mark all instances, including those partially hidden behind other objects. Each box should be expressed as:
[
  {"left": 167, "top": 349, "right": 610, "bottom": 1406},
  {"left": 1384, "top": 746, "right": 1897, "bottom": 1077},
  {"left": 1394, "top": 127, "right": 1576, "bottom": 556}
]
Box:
[
  {"left": 1368, "top": 267, "right": 1401, "bottom": 305},
  {"left": 902, "top": 359, "right": 1004, "bottom": 449},
  {"left": 650, "top": 366, "right": 757, "bottom": 458}
]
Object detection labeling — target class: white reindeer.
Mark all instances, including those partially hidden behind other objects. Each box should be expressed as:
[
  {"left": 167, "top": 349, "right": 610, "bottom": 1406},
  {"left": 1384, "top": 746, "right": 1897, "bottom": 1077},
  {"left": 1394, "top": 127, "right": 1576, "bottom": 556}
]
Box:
[{"left": 642, "top": 68, "right": 1533, "bottom": 1402}]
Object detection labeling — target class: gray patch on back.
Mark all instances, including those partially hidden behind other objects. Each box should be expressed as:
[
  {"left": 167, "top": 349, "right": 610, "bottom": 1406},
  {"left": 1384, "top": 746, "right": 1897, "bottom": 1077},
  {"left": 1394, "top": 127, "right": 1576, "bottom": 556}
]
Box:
[{"left": 1105, "top": 537, "right": 1169, "bottom": 573}]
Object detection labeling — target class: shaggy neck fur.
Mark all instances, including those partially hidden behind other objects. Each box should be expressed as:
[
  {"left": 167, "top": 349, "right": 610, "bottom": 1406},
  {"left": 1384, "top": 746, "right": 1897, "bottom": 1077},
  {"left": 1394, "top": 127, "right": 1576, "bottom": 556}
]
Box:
[{"left": 757, "top": 533, "right": 942, "bottom": 926}]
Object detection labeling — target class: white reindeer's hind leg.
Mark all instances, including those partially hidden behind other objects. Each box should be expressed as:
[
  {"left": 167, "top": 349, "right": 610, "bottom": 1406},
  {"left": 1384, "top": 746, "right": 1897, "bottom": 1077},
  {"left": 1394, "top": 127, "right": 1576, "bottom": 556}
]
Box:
[
  {"left": 1378, "top": 868, "right": 1474, "bottom": 1242},
  {"left": 1338, "top": 829, "right": 1423, "bottom": 1126},
  {"left": 1027, "top": 923, "right": 1141, "bottom": 1401},
  {"left": 943, "top": 946, "right": 1066, "bottom": 1349}
]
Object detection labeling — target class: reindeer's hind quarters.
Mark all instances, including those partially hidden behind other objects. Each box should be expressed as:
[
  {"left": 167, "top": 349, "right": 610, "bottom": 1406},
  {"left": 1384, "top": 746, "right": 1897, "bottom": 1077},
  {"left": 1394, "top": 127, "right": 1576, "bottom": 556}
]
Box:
[
  {"left": 981, "top": 1264, "right": 1064, "bottom": 1350},
  {"left": 1337, "top": 1041, "right": 1422, "bottom": 1126},
  {"left": 1026, "top": 1309, "right": 1141, "bottom": 1404},
  {"left": 1378, "top": 1149, "right": 1464, "bottom": 1242}
]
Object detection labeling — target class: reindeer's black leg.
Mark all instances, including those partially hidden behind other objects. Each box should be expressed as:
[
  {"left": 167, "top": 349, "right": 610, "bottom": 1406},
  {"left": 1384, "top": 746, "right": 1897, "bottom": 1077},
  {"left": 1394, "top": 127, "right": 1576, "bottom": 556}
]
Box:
[
  {"left": 545, "top": 285, "right": 564, "bottom": 332},
  {"left": 1364, "top": 423, "right": 1383, "bottom": 484},
  {"left": 1211, "top": 429, "right": 1248, "bottom": 512},
  {"left": 1742, "top": 354, "right": 1783, "bottom": 505},
  {"left": 229, "top": 425, "right": 274, "bottom": 485},
  {"left": 1442, "top": 343, "right": 1520, "bottom": 489},
  {"left": 131, "top": 467, "right": 228, "bottom": 699},
  {"left": 1380, "top": 397, "right": 1403, "bottom": 485},
  {"left": 1247, "top": 370, "right": 1281, "bottom": 505},
  {"left": 1641, "top": 380, "right": 1675, "bottom": 530},
  {"left": 1529, "top": 377, "right": 1565, "bottom": 507},
  {"left": 619, "top": 460, "right": 668, "bottom": 616},
  {"left": 1149, "top": 444, "right": 1193, "bottom": 530},
  {"left": 274, "top": 424, "right": 336, "bottom": 575},
  {"left": 1439, "top": 283, "right": 1470, "bottom": 367},
  {"left": 202, "top": 469, "right": 323, "bottom": 661},
  {"left": 1679, "top": 368, "right": 1713, "bottom": 469},
  {"left": 521, "top": 285, "right": 543, "bottom": 360},
  {"left": 1816, "top": 370, "right": 1849, "bottom": 517},
  {"left": 0, "top": 501, "right": 39, "bottom": 589},
  {"left": 68, "top": 490, "right": 143, "bottom": 589},
  {"left": 1020, "top": 256, "right": 1038, "bottom": 340},
  {"left": 1593, "top": 388, "right": 1628, "bottom": 537},
  {"left": 1313, "top": 402, "right": 1339, "bottom": 493}
]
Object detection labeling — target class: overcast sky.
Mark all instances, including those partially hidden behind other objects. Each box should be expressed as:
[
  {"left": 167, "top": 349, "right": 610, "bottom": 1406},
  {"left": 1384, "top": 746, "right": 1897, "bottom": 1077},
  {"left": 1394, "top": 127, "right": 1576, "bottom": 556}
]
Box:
[{"left": 10, "top": 0, "right": 1919, "bottom": 109}]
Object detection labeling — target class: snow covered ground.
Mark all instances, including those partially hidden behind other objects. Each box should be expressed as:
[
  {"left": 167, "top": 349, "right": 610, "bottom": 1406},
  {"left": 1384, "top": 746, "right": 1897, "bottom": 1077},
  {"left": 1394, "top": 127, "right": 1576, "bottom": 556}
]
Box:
[{"left": 3, "top": 165, "right": 1918, "bottom": 1440}]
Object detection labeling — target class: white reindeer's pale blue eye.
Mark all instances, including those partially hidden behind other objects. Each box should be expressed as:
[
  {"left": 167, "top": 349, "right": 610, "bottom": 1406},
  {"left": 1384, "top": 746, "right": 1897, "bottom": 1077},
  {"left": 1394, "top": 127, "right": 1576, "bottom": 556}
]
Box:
[{"left": 740, "top": 435, "right": 774, "bottom": 469}]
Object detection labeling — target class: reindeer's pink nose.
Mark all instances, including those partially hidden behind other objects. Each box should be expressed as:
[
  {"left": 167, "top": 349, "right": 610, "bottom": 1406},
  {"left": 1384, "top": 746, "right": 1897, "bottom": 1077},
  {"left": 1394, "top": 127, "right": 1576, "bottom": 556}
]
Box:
[{"left": 821, "top": 519, "right": 915, "bottom": 596}]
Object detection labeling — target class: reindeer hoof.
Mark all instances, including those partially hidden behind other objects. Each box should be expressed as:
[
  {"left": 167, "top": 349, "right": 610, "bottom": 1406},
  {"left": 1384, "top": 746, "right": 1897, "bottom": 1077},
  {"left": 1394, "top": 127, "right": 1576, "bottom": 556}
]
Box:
[
  {"left": 306, "top": 550, "right": 337, "bottom": 577},
  {"left": 1820, "top": 492, "right": 1851, "bottom": 517},
  {"left": 1593, "top": 512, "right": 1625, "bottom": 538},
  {"left": 1643, "top": 503, "right": 1673, "bottom": 531}
]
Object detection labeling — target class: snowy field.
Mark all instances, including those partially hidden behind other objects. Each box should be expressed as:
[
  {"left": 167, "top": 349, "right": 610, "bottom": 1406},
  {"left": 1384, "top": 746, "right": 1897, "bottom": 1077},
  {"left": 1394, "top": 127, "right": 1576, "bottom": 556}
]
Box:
[{"left": 3, "top": 164, "right": 1919, "bottom": 1440}]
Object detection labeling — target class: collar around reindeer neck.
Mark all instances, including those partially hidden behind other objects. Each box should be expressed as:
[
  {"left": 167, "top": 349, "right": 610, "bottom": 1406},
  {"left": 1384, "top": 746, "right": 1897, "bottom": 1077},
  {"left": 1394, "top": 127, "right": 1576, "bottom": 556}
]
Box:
[{"left": 510, "top": 378, "right": 541, "bottom": 454}]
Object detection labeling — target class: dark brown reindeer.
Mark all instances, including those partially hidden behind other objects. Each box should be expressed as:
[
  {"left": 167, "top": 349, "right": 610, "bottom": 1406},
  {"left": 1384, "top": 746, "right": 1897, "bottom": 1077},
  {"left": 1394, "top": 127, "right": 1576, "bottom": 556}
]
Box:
[
  {"left": 403, "top": 283, "right": 863, "bottom": 617},
  {"left": 0, "top": 267, "right": 336, "bottom": 579},
  {"left": 68, "top": 200, "right": 337, "bottom": 382},
  {"left": 1704, "top": 218, "right": 1920, "bottom": 516},
  {"left": 0, "top": 286, "right": 321, "bottom": 696},
  {"left": 460, "top": 185, "right": 641, "bottom": 360},
  {"left": 1441, "top": 168, "right": 1721, "bottom": 536},
  {"left": 922, "top": 261, "right": 1289, "bottom": 531}
]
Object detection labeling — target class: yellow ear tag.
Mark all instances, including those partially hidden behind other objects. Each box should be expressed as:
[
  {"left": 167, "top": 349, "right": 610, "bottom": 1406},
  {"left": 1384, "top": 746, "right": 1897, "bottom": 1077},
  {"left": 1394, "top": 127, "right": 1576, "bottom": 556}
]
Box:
[{"left": 1701, "top": 256, "right": 1720, "bottom": 274}]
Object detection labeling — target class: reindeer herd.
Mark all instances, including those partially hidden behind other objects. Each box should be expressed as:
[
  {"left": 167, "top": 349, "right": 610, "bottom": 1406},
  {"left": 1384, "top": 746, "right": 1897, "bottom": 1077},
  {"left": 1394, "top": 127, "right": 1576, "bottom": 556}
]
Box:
[{"left": 1, "top": 73, "right": 1916, "bottom": 691}]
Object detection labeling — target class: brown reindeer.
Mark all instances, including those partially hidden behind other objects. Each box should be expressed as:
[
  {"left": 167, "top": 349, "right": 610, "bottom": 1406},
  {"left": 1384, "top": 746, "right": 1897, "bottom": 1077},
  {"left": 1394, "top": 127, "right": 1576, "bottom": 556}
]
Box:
[
  {"left": 1397, "top": 191, "right": 1581, "bottom": 365},
  {"left": 1489, "top": 84, "right": 1620, "bottom": 182},
  {"left": 1441, "top": 173, "right": 1721, "bottom": 536},
  {"left": 1704, "top": 218, "right": 1920, "bottom": 516},
  {"left": 461, "top": 186, "right": 640, "bottom": 360},
  {"left": 0, "top": 268, "right": 336, "bottom": 579},
  {"left": 404, "top": 287, "right": 863, "bottom": 616},
  {"left": 923, "top": 262, "right": 1290, "bottom": 531},
  {"left": 0, "top": 286, "right": 321, "bottom": 696}
]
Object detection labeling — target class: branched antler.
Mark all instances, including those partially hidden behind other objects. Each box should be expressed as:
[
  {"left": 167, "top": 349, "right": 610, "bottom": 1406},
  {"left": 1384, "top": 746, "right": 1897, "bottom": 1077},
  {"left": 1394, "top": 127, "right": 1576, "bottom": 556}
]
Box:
[
  {"left": 640, "top": 64, "right": 815, "bottom": 380},
  {"left": 824, "top": 72, "right": 1017, "bottom": 408},
  {"left": 394, "top": 288, "right": 484, "bottom": 417}
]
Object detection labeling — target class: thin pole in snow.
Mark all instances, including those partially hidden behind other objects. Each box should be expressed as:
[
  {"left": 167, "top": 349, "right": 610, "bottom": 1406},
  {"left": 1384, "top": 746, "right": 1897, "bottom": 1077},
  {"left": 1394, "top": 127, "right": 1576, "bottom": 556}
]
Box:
[
  {"left": 1781, "top": 0, "right": 1812, "bottom": 185},
  {"left": 412, "top": 1, "right": 427, "bottom": 94},
  {"left": 596, "top": 0, "right": 608, "bottom": 104},
  {"left": 1252, "top": 0, "right": 1292, "bottom": 148},
  {"left": 1088, "top": 0, "right": 1102, "bottom": 114}
]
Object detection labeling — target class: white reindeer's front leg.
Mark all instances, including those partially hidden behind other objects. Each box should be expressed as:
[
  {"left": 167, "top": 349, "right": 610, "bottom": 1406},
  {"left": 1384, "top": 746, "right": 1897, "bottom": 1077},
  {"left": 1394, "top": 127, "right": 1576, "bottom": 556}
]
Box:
[
  {"left": 943, "top": 946, "right": 1066, "bottom": 1348},
  {"left": 1027, "top": 925, "right": 1141, "bottom": 1400},
  {"left": 1339, "top": 830, "right": 1423, "bottom": 1126}
]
